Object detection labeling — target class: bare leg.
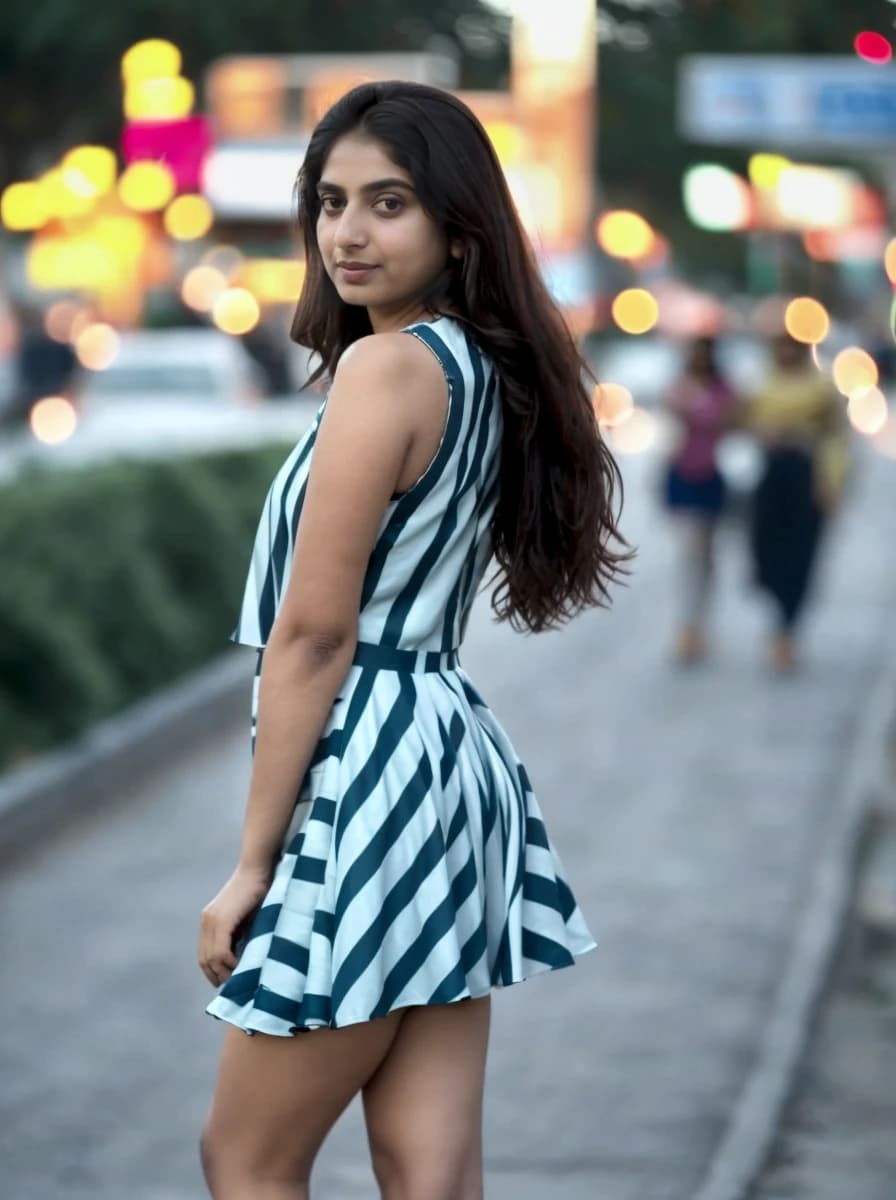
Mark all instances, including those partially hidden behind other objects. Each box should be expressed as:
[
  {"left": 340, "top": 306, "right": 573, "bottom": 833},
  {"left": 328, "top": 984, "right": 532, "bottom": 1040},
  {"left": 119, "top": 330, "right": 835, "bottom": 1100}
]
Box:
[
  {"left": 363, "top": 997, "right": 491, "bottom": 1200},
  {"left": 200, "top": 1011, "right": 406, "bottom": 1200},
  {"left": 674, "top": 516, "right": 716, "bottom": 663}
]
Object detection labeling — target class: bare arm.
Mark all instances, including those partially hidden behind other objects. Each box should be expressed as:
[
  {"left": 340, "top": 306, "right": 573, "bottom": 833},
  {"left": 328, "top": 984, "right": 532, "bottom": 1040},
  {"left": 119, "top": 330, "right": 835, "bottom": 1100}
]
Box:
[{"left": 198, "top": 331, "right": 448, "bottom": 985}]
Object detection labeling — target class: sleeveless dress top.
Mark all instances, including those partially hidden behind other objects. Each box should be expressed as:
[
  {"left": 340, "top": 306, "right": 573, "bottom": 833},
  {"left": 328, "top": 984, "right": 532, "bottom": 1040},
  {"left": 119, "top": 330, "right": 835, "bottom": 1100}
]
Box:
[{"left": 206, "top": 314, "right": 596, "bottom": 1035}]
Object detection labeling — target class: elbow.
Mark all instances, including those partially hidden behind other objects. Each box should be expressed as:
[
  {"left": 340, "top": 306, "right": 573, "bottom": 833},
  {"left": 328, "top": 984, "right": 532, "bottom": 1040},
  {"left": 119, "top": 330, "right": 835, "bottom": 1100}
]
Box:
[{"left": 269, "top": 618, "right": 357, "bottom": 667}]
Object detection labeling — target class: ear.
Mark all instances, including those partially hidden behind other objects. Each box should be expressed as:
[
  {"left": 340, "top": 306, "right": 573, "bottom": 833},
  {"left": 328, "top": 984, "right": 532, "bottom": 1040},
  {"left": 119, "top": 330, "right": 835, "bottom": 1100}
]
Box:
[{"left": 448, "top": 238, "right": 465, "bottom": 261}]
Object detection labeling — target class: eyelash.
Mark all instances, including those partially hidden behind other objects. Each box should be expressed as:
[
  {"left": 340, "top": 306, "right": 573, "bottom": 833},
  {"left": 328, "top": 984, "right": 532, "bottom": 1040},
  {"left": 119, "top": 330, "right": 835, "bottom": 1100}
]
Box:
[{"left": 318, "top": 196, "right": 404, "bottom": 216}]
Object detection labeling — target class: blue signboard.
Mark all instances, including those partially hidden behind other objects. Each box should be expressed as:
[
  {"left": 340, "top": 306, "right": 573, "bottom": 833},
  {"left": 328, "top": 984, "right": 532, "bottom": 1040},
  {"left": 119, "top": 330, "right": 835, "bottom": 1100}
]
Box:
[{"left": 678, "top": 56, "right": 896, "bottom": 147}]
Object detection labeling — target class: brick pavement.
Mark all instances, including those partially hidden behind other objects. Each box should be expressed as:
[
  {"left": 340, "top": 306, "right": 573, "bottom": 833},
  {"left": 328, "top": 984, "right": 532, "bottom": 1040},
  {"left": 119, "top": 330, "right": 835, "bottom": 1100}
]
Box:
[{"left": 0, "top": 440, "right": 894, "bottom": 1200}]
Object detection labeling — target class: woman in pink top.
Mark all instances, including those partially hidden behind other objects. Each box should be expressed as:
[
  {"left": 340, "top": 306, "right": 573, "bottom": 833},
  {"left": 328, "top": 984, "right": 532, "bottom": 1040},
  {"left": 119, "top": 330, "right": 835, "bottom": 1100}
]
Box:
[{"left": 662, "top": 335, "right": 738, "bottom": 663}]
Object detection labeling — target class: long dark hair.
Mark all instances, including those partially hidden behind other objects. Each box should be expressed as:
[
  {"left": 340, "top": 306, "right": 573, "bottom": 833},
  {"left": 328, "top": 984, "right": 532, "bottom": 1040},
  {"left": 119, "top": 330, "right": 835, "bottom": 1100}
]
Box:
[{"left": 292, "top": 80, "right": 631, "bottom": 633}]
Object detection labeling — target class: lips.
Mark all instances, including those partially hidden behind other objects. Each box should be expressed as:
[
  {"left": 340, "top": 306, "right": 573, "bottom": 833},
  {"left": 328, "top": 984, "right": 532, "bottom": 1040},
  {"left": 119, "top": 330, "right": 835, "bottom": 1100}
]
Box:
[{"left": 337, "top": 262, "right": 377, "bottom": 270}]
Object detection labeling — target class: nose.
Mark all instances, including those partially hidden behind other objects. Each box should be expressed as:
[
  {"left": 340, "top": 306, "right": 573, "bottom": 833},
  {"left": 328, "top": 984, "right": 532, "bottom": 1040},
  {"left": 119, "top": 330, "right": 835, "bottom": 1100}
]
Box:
[{"left": 333, "top": 202, "right": 369, "bottom": 252}]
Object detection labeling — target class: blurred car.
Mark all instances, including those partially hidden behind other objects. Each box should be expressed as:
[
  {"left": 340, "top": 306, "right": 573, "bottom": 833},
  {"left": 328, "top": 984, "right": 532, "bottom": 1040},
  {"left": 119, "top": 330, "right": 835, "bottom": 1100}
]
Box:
[{"left": 80, "top": 328, "right": 264, "bottom": 413}]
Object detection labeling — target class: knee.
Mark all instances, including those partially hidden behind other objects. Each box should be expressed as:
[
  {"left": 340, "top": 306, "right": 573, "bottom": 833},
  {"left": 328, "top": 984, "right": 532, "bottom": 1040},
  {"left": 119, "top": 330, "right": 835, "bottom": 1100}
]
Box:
[{"left": 370, "top": 1140, "right": 479, "bottom": 1200}]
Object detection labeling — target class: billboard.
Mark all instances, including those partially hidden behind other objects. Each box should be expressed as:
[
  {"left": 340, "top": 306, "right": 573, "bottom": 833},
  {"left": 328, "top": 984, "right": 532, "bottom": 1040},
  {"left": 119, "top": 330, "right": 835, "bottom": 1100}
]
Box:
[{"left": 678, "top": 56, "right": 896, "bottom": 147}]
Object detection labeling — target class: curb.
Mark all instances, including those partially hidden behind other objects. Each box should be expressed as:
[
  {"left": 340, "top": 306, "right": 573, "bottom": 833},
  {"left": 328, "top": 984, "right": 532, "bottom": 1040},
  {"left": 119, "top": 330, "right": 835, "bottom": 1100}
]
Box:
[
  {"left": 0, "top": 649, "right": 255, "bottom": 862},
  {"left": 688, "top": 636, "right": 896, "bottom": 1200}
]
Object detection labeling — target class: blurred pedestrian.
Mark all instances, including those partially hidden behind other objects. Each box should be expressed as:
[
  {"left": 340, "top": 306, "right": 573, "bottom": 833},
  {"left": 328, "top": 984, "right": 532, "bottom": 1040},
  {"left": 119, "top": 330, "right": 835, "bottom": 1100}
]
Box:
[
  {"left": 197, "top": 80, "right": 629, "bottom": 1200},
  {"left": 9, "top": 301, "right": 79, "bottom": 425},
  {"left": 741, "top": 332, "right": 849, "bottom": 673},
  {"left": 661, "top": 335, "right": 738, "bottom": 664}
]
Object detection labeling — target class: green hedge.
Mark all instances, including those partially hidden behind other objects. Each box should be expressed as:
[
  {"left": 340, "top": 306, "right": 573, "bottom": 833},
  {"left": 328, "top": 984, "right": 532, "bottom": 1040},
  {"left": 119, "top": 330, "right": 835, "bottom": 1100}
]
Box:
[{"left": 0, "top": 443, "right": 292, "bottom": 771}]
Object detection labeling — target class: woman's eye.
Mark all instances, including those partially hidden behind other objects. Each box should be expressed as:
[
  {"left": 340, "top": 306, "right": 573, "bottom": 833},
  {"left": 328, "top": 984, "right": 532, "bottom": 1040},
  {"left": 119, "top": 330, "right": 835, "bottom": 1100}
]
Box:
[
  {"left": 375, "top": 196, "right": 403, "bottom": 214},
  {"left": 319, "top": 196, "right": 342, "bottom": 214}
]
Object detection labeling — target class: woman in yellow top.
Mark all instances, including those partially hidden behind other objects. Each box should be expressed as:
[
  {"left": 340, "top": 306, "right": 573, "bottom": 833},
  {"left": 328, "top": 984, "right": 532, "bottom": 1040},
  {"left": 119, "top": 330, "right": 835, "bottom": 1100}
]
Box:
[{"left": 741, "top": 332, "right": 849, "bottom": 672}]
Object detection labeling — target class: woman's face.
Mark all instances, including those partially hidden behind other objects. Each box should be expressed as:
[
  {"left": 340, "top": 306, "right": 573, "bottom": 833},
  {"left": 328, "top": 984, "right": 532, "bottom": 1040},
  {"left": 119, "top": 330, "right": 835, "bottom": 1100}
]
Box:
[{"left": 315, "top": 133, "right": 453, "bottom": 329}]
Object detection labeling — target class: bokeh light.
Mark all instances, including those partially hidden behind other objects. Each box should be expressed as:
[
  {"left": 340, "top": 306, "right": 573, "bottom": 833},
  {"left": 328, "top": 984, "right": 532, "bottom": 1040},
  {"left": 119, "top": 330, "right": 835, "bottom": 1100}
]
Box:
[
  {"left": 124, "top": 76, "right": 195, "bottom": 122},
  {"left": 238, "top": 259, "right": 307, "bottom": 305},
  {"left": 75, "top": 323, "right": 120, "bottom": 370},
  {"left": 593, "top": 382, "right": 634, "bottom": 428},
  {"left": 44, "top": 300, "right": 84, "bottom": 343},
  {"left": 611, "top": 288, "right": 659, "bottom": 335},
  {"left": 1, "top": 181, "right": 48, "bottom": 231},
  {"left": 164, "top": 194, "right": 214, "bottom": 240},
  {"left": 181, "top": 265, "right": 228, "bottom": 312},
  {"left": 39, "top": 168, "right": 96, "bottom": 220},
  {"left": 748, "top": 153, "right": 790, "bottom": 190},
  {"left": 484, "top": 120, "right": 526, "bottom": 166},
  {"left": 121, "top": 39, "right": 182, "bottom": 84},
  {"left": 595, "top": 210, "right": 655, "bottom": 260},
  {"left": 832, "top": 347, "right": 878, "bottom": 396},
  {"left": 212, "top": 287, "right": 260, "bottom": 334},
  {"left": 118, "top": 161, "right": 176, "bottom": 212},
  {"left": 848, "top": 386, "right": 888, "bottom": 435},
  {"left": 29, "top": 397, "right": 78, "bottom": 445},
  {"left": 62, "top": 146, "right": 117, "bottom": 197},
  {"left": 854, "top": 32, "right": 893, "bottom": 65},
  {"left": 784, "top": 297, "right": 830, "bottom": 345},
  {"left": 884, "top": 237, "right": 896, "bottom": 286},
  {"left": 683, "top": 164, "right": 751, "bottom": 232},
  {"left": 606, "top": 406, "right": 656, "bottom": 455}
]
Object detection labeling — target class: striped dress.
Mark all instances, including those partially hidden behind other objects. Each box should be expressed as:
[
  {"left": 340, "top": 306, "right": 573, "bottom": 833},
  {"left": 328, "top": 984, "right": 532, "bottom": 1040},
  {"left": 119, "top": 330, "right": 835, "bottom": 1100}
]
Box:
[{"left": 206, "top": 314, "right": 596, "bottom": 1036}]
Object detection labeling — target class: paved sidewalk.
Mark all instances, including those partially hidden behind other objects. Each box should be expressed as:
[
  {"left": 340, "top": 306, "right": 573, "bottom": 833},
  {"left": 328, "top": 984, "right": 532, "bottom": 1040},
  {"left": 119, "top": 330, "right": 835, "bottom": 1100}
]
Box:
[{"left": 0, "top": 440, "right": 894, "bottom": 1200}]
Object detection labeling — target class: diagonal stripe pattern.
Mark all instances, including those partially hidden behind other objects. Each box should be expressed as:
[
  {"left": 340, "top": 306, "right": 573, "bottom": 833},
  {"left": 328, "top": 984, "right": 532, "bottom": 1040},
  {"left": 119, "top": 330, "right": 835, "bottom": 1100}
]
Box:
[{"left": 207, "top": 316, "right": 595, "bottom": 1036}]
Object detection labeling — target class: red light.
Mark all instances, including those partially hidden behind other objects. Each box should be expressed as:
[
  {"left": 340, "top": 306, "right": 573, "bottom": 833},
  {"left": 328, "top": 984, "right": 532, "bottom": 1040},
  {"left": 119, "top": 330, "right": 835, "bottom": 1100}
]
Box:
[{"left": 854, "top": 32, "right": 893, "bottom": 64}]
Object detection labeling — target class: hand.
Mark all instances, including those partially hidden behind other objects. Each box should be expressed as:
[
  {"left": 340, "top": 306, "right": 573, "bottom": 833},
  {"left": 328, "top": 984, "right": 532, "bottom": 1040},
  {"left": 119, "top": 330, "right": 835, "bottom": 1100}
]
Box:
[{"left": 198, "top": 865, "right": 271, "bottom": 987}]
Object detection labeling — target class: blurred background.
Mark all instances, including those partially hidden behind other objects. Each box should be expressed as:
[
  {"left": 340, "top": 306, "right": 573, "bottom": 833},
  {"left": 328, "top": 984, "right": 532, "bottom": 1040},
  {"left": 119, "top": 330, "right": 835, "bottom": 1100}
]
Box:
[{"left": 2, "top": 4, "right": 896, "bottom": 1199}]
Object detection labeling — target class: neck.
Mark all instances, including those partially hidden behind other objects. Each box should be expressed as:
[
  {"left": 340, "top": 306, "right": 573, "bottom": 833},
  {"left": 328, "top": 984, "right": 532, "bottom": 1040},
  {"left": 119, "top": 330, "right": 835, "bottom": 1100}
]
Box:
[{"left": 367, "top": 299, "right": 439, "bottom": 333}]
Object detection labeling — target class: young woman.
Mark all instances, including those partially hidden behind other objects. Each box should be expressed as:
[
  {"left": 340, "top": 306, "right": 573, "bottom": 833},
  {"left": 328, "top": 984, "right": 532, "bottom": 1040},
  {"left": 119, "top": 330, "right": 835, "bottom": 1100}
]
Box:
[
  {"left": 197, "top": 80, "right": 628, "bottom": 1200},
  {"left": 741, "top": 332, "right": 849, "bottom": 672},
  {"left": 661, "top": 335, "right": 738, "bottom": 664}
]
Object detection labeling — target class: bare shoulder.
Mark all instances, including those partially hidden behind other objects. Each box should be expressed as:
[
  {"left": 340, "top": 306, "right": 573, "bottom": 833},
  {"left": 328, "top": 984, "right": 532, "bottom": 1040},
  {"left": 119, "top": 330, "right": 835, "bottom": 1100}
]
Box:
[{"left": 334, "top": 331, "right": 447, "bottom": 406}]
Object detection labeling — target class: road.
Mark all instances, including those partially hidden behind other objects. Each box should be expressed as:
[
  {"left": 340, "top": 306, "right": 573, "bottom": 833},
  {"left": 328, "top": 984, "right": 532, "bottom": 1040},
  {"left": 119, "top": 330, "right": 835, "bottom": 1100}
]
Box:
[{"left": 1, "top": 433, "right": 894, "bottom": 1200}]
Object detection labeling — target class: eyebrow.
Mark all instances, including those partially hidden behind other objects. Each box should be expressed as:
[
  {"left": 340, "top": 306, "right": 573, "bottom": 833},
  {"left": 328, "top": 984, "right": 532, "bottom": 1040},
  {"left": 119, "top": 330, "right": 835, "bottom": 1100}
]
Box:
[{"left": 316, "top": 178, "right": 416, "bottom": 195}]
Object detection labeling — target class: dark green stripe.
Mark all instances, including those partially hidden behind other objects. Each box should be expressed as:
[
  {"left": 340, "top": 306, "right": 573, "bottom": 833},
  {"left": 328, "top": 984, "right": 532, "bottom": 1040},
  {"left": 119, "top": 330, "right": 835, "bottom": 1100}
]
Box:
[
  {"left": 291, "top": 854, "right": 326, "bottom": 884},
  {"left": 525, "top": 817, "right": 550, "bottom": 850},
  {"left": 268, "top": 934, "right": 310, "bottom": 975},
  {"left": 219, "top": 966, "right": 260, "bottom": 1000},
  {"left": 461, "top": 917, "right": 487, "bottom": 973},
  {"left": 522, "top": 929, "right": 575, "bottom": 969},
  {"left": 313, "top": 909, "right": 335, "bottom": 942},
  {"left": 334, "top": 676, "right": 417, "bottom": 855},
  {"left": 258, "top": 433, "right": 315, "bottom": 639},
  {"left": 309, "top": 797, "right": 337, "bottom": 827},
  {"left": 331, "top": 814, "right": 444, "bottom": 1009},
  {"left": 428, "top": 962, "right": 467, "bottom": 1004},
  {"left": 522, "top": 870, "right": 563, "bottom": 910}
]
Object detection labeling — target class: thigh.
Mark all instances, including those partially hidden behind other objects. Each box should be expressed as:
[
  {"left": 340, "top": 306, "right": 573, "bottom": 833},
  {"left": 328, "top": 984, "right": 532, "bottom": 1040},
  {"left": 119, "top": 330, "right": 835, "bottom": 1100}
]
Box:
[
  {"left": 362, "top": 998, "right": 491, "bottom": 1195},
  {"left": 204, "top": 1012, "right": 405, "bottom": 1180}
]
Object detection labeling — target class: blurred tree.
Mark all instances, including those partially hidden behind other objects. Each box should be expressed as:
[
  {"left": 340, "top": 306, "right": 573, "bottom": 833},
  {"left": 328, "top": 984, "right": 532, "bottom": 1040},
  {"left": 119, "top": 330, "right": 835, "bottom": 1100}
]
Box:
[
  {"left": 598, "top": 0, "right": 896, "bottom": 285},
  {"left": 0, "top": 0, "right": 510, "bottom": 186}
]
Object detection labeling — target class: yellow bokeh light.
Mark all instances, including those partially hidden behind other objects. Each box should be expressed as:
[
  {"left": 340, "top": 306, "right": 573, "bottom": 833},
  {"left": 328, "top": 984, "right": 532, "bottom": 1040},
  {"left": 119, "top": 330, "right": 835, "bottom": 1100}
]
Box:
[
  {"left": 212, "top": 287, "right": 260, "bottom": 334},
  {"left": 40, "top": 168, "right": 96, "bottom": 220},
  {"left": 748, "top": 153, "right": 790, "bottom": 190},
  {"left": 1, "top": 181, "right": 48, "bottom": 232},
  {"left": 595, "top": 211, "right": 655, "bottom": 260},
  {"left": 164, "top": 194, "right": 214, "bottom": 241},
  {"left": 44, "top": 301, "right": 84, "bottom": 343},
  {"left": 27, "top": 237, "right": 117, "bottom": 291},
  {"left": 784, "top": 297, "right": 830, "bottom": 345},
  {"left": 118, "top": 161, "right": 176, "bottom": 213},
  {"left": 611, "top": 288, "right": 659, "bottom": 335},
  {"left": 181, "top": 265, "right": 228, "bottom": 312},
  {"left": 484, "top": 120, "right": 526, "bottom": 166},
  {"left": 607, "top": 406, "right": 656, "bottom": 455},
  {"left": 593, "top": 382, "right": 634, "bottom": 428},
  {"left": 75, "top": 323, "right": 120, "bottom": 370},
  {"left": 238, "top": 259, "right": 307, "bottom": 304},
  {"left": 848, "top": 387, "right": 888, "bottom": 436},
  {"left": 62, "top": 146, "right": 117, "bottom": 197},
  {"left": 121, "top": 39, "right": 181, "bottom": 85},
  {"left": 30, "top": 396, "right": 78, "bottom": 445},
  {"left": 832, "top": 347, "right": 879, "bottom": 397},
  {"left": 124, "top": 76, "right": 195, "bottom": 122},
  {"left": 885, "top": 237, "right": 896, "bottom": 286}
]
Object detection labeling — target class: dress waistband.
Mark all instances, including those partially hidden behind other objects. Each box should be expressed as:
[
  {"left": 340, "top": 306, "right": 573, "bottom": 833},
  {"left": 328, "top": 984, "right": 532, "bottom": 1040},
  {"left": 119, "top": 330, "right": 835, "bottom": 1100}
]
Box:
[{"left": 352, "top": 640, "right": 460, "bottom": 673}]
